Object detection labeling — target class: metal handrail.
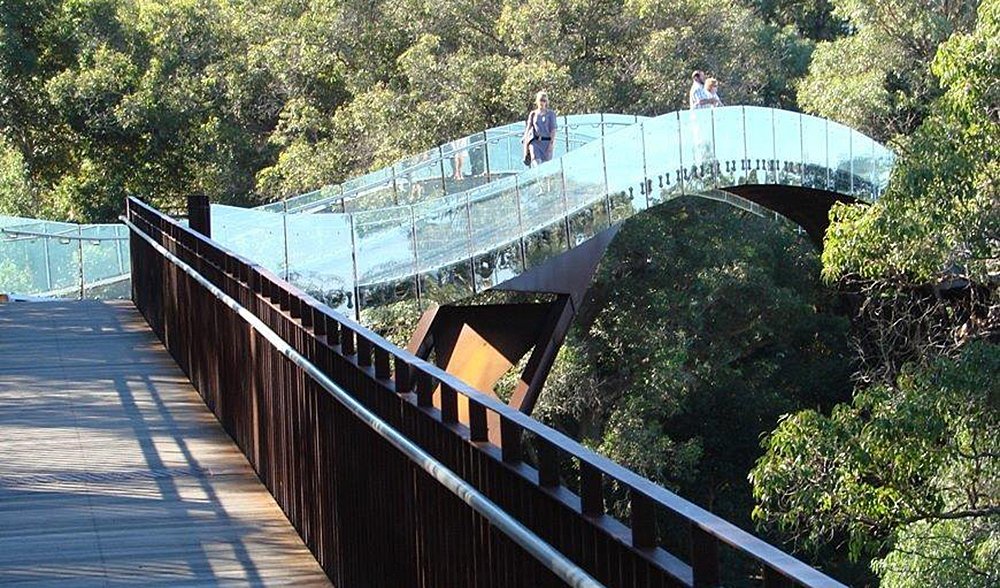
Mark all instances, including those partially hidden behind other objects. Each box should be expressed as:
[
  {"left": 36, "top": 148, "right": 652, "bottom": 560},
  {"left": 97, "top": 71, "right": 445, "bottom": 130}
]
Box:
[
  {"left": 122, "top": 212, "right": 605, "bottom": 588},
  {"left": 127, "top": 195, "right": 847, "bottom": 587}
]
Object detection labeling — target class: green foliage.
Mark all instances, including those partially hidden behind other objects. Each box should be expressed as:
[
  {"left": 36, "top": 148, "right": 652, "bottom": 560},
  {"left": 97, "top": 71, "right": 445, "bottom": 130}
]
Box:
[
  {"left": 756, "top": 3, "right": 1000, "bottom": 584},
  {"left": 2, "top": 0, "right": 826, "bottom": 218},
  {"left": 0, "top": 138, "right": 36, "bottom": 217},
  {"left": 796, "top": 0, "right": 978, "bottom": 140},
  {"left": 822, "top": 0, "right": 999, "bottom": 283},
  {"left": 536, "top": 199, "right": 853, "bottom": 524},
  {"left": 751, "top": 341, "right": 999, "bottom": 580}
]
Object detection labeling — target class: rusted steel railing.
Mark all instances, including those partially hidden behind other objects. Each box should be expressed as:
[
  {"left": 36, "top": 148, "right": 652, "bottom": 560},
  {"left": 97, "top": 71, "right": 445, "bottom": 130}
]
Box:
[{"left": 125, "top": 196, "right": 844, "bottom": 588}]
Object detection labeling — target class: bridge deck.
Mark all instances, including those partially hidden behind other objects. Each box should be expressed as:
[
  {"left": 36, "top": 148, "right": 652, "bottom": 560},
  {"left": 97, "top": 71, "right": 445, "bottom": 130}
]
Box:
[{"left": 0, "top": 300, "right": 329, "bottom": 586}]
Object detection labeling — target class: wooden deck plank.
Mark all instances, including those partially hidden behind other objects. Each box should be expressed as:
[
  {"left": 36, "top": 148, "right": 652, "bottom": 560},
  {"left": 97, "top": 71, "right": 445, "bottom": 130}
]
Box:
[{"left": 0, "top": 300, "right": 330, "bottom": 587}]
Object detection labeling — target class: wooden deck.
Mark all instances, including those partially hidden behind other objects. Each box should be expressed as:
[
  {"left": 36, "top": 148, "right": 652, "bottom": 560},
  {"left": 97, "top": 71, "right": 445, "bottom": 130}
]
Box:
[{"left": 0, "top": 300, "right": 330, "bottom": 586}]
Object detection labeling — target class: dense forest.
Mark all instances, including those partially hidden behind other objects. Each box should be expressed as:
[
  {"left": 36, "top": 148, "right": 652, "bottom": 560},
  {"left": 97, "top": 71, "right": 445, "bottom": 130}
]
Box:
[{"left": 2, "top": 0, "right": 997, "bottom": 586}]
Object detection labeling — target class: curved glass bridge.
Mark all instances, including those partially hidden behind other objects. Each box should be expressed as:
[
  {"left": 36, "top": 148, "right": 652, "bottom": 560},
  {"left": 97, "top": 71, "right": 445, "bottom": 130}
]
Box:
[{"left": 209, "top": 106, "right": 894, "bottom": 320}]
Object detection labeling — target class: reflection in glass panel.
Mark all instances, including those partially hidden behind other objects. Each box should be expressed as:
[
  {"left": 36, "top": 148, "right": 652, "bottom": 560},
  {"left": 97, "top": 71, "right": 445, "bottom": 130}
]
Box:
[
  {"left": 474, "top": 242, "right": 523, "bottom": 292},
  {"left": 567, "top": 200, "right": 612, "bottom": 247},
  {"left": 523, "top": 219, "right": 569, "bottom": 270},
  {"left": 641, "top": 113, "right": 683, "bottom": 205},
  {"left": 442, "top": 134, "right": 490, "bottom": 194},
  {"left": 678, "top": 108, "right": 718, "bottom": 193},
  {"left": 286, "top": 213, "right": 356, "bottom": 315},
  {"left": 357, "top": 278, "right": 420, "bottom": 319},
  {"left": 46, "top": 235, "right": 81, "bottom": 293},
  {"left": 849, "top": 130, "right": 877, "bottom": 199},
  {"left": 418, "top": 258, "right": 475, "bottom": 306},
  {"left": 485, "top": 132, "right": 524, "bottom": 180},
  {"left": 562, "top": 140, "right": 608, "bottom": 243},
  {"left": 743, "top": 106, "right": 777, "bottom": 185},
  {"left": 773, "top": 110, "right": 803, "bottom": 186},
  {"left": 343, "top": 175, "right": 398, "bottom": 211},
  {"left": 872, "top": 144, "right": 895, "bottom": 199},
  {"left": 606, "top": 124, "right": 649, "bottom": 224},
  {"left": 412, "top": 193, "right": 472, "bottom": 275},
  {"left": 468, "top": 178, "right": 521, "bottom": 254},
  {"left": 210, "top": 204, "right": 288, "bottom": 276},
  {"left": 711, "top": 107, "right": 746, "bottom": 188},
  {"left": 353, "top": 207, "right": 416, "bottom": 287},
  {"left": 516, "top": 163, "right": 565, "bottom": 235},
  {"left": 801, "top": 115, "right": 828, "bottom": 190},
  {"left": 828, "top": 121, "right": 853, "bottom": 193}
]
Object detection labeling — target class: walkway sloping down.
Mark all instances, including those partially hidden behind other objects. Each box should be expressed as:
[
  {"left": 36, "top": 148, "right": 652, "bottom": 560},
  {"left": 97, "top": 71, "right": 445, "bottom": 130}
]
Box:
[{"left": 0, "top": 300, "right": 330, "bottom": 586}]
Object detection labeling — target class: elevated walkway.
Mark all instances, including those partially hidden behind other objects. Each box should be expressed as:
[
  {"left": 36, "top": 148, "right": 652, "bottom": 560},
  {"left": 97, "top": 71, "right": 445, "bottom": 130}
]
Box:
[{"left": 0, "top": 300, "right": 329, "bottom": 586}]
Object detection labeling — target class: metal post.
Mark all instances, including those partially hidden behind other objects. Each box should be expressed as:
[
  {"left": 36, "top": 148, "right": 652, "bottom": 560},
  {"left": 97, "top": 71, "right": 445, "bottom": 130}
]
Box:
[
  {"left": 42, "top": 235, "right": 53, "bottom": 290},
  {"left": 438, "top": 146, "right": 448, "bottom": 196},
  {"left": 77, "top": 226, "right": 85, "bottom": 299},
  {"left": 391, "top": 166, "right": 400, "bottom": 206},
  {"left": 282, "top": 199, "right": 290, "bottom": 281},
  {"left": 348, "top": 214, "right": 361, "bottom": 322},
  {"left": 483, "top": 130, "right": 492, "bottom": 183},
  {"left": 186, "top": 194, "right": 211, "bottom": 238}
]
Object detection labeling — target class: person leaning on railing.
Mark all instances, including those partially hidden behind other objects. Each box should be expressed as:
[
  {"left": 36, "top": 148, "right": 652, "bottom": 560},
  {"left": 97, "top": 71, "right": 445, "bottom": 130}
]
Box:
[{"left": 522, "top": 90, "right": 558, "bottom": 167}]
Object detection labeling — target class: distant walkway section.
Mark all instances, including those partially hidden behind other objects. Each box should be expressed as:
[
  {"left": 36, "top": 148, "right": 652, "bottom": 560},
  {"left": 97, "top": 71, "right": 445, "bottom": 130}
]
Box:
[{"left": 0, "top": 300, "right": 329, "bottom": 586}]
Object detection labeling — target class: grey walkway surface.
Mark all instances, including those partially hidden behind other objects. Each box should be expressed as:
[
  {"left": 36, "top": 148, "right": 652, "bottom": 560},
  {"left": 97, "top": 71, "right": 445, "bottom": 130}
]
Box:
[{"left": 0, "top": 300, "right": 330, "bottom": 586}]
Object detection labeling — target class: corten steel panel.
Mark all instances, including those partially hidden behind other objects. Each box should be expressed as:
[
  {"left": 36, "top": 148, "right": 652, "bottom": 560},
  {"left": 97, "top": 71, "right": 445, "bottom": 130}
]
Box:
[{"left": 125, "top": 196, "right": 846, "bottom": 588}]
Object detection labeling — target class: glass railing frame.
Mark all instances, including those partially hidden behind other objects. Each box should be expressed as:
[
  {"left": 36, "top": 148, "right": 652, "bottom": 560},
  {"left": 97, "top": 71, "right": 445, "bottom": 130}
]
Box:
[{"left": 209, "top": 107, "right": 894, "bottom": 321}]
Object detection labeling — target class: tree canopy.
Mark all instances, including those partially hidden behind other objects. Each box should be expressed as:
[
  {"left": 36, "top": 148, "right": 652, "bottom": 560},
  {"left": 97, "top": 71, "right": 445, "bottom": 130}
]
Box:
[{"left": 1, "top": 0, "right": 815, "bottom": 220}]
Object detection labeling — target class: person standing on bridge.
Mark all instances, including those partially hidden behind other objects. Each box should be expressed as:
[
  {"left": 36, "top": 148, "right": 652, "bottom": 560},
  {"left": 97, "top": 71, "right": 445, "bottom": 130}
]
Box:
[
  {"left": 522, "top": 90, "right": 558, "bottom": 166},
  {"left": 705, "top": 78, "right": 723, "bottom": 107},
  {"left": 689, "top": 71, "right": 718, "bottom": 109}
]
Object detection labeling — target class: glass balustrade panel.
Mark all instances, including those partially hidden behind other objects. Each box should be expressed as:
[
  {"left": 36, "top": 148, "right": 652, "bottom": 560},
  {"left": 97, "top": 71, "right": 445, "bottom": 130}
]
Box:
[
  {"left": 828, "top": 120, "right": 854, "bottom": 193},
  {"left": 801, "top": 115, "right": 829, "bottom": 190},
  {"left": 285, "top": 212, "right": 357, "bottom": 316},
  {"left": 605, "top": 123, "right": 651, "bottom": 223},
  {"left": 743, "top": 106, "right": 778, "bottom": 185},
  {"left": 773, "top": 110, "right": 803, "bottom": 186},
  {"left": 46, "top": 234, "right": 82, "bottom": 294},
  {"left": 711, "top": 107, "right": 747, "bottom": 189},
  {"left": 872, "top": 143, "right": 895, "bottom": 199},
  {"left": 467, "top": 177, "right": 523, "bottom": 291},
  {"left": 442, "top": 136, "right": 491, "bottom": 195},
  {"left": 210, "top": 204, "right": 288, "bottom": 275},
  {"left": 518, "top": 163, "right": 570, "bottom": 270},
  {"left": 678, "top": 107, "right": 719, "bottom": 193},
  {"left": 352, "top": 206, "right": 417, "bottom": 287},
  {"left": 412, "top": 193, "right": 472, "bottom": 276},
  {"left": 562, "top": 139, "right": 609, "bottom": 245},
  {"left": 483, "top": 122, "right": 525, "bottom": 179},
  {"left": 516, "top": 162, "right": 566, "bottom": 235},
  {"left": 642, "top": 112, "right": 684, "bottom": 205},
  {"left": 392, "top": 149, "right": 446, "bottom": 207}
]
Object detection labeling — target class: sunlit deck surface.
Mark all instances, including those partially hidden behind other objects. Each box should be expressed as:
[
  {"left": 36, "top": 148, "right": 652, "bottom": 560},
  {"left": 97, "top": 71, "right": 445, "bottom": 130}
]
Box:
[{"left": 0, "top": 300, "right": 329, "bottom": 586}]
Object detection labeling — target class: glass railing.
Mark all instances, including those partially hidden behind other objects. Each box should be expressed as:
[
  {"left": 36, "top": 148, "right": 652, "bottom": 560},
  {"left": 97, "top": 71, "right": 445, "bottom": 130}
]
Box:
[
  {"left": 212, "top": 106, "right": 894, "bottom": 321},
  {"left": 0, "top": 217, "right": 131, "bottom": 298},
  {"left": 262, "top": 114, "right": 642, "bottom": 215}
]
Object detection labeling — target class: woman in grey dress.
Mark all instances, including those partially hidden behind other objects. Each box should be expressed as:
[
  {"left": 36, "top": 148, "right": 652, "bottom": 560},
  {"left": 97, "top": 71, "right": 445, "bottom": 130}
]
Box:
[{"left": 523, "top": 91, "right": 558, "bottom": 166}]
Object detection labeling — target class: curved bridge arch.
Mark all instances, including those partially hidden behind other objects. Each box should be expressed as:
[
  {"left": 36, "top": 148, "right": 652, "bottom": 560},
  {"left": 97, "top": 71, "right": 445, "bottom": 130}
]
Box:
[{"left": 212, "top": 106, "right": 894, "bottom": 319}]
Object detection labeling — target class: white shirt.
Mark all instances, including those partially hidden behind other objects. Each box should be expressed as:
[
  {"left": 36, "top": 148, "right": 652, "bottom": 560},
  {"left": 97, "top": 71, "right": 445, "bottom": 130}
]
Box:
[{"left": 689, "top": 82, "right": 710, "bottom": 109}]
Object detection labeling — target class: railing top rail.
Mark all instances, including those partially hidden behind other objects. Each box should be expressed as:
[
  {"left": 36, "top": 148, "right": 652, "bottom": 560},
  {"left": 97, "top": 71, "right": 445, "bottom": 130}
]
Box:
[
  {"left": 123, "top": 206, "right": 603, "bottom": 588},
  {"left": 126, "top": 195, "right": 846, "bottom": 587}
]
